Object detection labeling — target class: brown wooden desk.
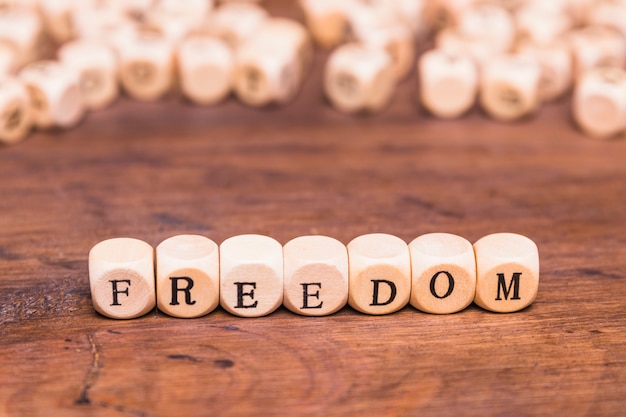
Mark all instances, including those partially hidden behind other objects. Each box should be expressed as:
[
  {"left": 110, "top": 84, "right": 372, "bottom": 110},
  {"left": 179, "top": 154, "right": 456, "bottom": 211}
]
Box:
[{"left": 2, "top": 2, "right": 626, "bottom": 416}]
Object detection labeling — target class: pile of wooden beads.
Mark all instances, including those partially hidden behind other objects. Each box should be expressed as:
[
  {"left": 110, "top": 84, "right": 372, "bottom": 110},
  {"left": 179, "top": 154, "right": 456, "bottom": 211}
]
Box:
[
  {"left": 1, "top": 0, "right": 626, "bottom": 145},
  {"left": 89, "top": 232, "right": 540, "bottom": 319}
]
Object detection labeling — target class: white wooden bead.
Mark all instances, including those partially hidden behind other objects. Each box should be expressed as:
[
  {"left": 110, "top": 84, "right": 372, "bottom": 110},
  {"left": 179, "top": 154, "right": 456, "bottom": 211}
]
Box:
[
  {"left": 474, "top": 233, "right": 540, "bottom": 313},
  {"left": 233, "top": 38, "right": 302, "bottom": 107},
  {"left": 347, "top": 233, "right": 411, "bottom": 315},
  {"left": 219, "top": 234, "right": 283, "bottom": 317},
  {"left": 0, "top": 76, "right": 31, "bottom": 145},
  {"left": 156, "top": 235, "right": 220, "bottom": 318},
  {"left": 207, "top": 2, "right": 268, "bottom": 50},
  {"left": 435, "top": 28, "right": 495, "bottom": 70},
  {"left": 71, "top": 4, "right": 135, "bottom": 43},
  {"left": 569, "top": 27, "right": 626, "bottom": 77},
  {"left": 515, "top": 5, "right": 572, "bottom": 46},
  {"left": 0, "top": 8, "right": 42, "bottom": 68},
  {"left": 177, "top": 36, "right": 233, "bottom": 105},
  {"left": 18, "top": 60, "right": 85, "bottom": 129},
  {"left": 324, "top": 43, "right": 396, "bottom": 114},
  {"left": 516, "top": 40, "right": 573, "bottom": 102},
  {"left": 254, "top": 18, "right": 313, "bottom": 78},
  {"left": 457, "top": 4, "right": 515, "bottom": 53},
  {"left": 587, "top": 0, "right": 626, "bottom": 39},
  {"left": 299, "top": 0, "right": 352, "bottom": 48},
  {"left": 409, "top": 233, "right": 476, "bottom": 314},
  {"left": 89, "top": 237, "right": 156, "bottom": 319},
  {"left": 480, "top": 54, "right": 541, "bottom": 121},
  {"left": 573, "top": 67, "right": 626, "bottom": 139},
  {"left": 283, "top": 235, "right": 349, "bottom": 316},
  {"left": 418, "top": 48, "right": 478, "bottom": 118},
  {"left": 58, "top": 40, "right": 119, "bottom": 110},
  {"left": 355, "top": 24, "right": 415, "bottom": 81},
  {"left": 117, "top": 31, "right": 175, "bottom": 101}
]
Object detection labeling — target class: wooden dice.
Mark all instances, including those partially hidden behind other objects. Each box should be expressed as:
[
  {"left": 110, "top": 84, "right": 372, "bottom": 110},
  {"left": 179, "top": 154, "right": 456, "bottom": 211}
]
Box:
[
  {"left": 347, "top": 233, "right": 411, "bottom": 315},
  {"left": 573, "top": 67, "right": 626, "bottom": 138},
  {"left": 89, "top": 237, "right": 156, "bottom": 319},
  {"left": 157, "top": 235, "right": 220, "bottom": 318},
  {"left": 0, "top": 76, "right": 31, "bottom": 144},
  {"left": 283, "top": 235, "right": 349, "bottom": 316},
  {"left": 324, "top": 43, "right": 396, "bottom": 114},
  {"left": 177, "top": 36, "right": 234, "bottom": 105},
  {"left": 409, "top": 233, "right": 476, "bottom": 314},
  {"left": 418, "top": 48, "right": 478, "bottom": 118},
  {"left": 219, "top": 234, "right": 283, "bottom": 317},
  {"left": 474, "top": 233, "right": 540, "bottom": 313},
  {"left": 117, "top": 31, "right": 175, "bottom": 101},
  {"left": 58, "top": 40, "right": 119, "bottom": 110},
  {"left": 89, "top": 232, "right": 540, "bottom": 319},
  {"left": 479, "top": 54, "right": 541, "bottom": 121},
  {"left": 18, "top": 60, "right": 85, "bottom": 129}
]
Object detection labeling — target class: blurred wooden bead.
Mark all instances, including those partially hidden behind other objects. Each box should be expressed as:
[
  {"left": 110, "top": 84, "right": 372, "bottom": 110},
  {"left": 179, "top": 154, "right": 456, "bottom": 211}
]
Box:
[
  {"left": 71, "top": 4, "right": 135, "bottom": 42},
  {"left": 435, "top": 28, "right": 495, "bottom": 70},
  {"left": 283, "top": 235, "right": 349, "bottom": 316},
  {"left": 573, "top": 67, "right": 626, "bottom": 138},
  {"left": 516, "top": 40, "right": 572, "bottom": 102},
  {"left": 219, "top": 234, "right": 283, "bottom": 317},
  {"left": 0, "top": 76, "right": 31, "bottom": 145},
  {"left": 299, "top": 0, "right": 352, "bottom": 48},
  {"left": 355, "top": 24, "right": 415, "bottom": 81},
  {"left": 156, "top": 235, "right": 220, "bottom": 318},
  {"left": 89, "top": 237, "right": 156, "bottom": 319},
  {"left": 457, "top": 4, "right": 515, "bottom": 53},
  {"left": 177, "top": 36, "right": 233, "bottom": 105},
  {"left": 423, "top": 0, "right": 475, "bottom": 32},
  {"left": 474, "top": 233, "right": 539, "bottom": 313},
  {"left": 515, "top": 5, "right": 571, "bottom": 46},
  {"left": 347, "top": 233, "right": 411, "bottom": 315},
  {"left": 409, "top": 233, "right": 476, "bottom": 314},
  {"left": 324, "top": 43, "right": 396, "bottom": 114},
  {"left": 0, "top": 43, "right": 17, "bottom": 75},
  {"left": 39, "top": 0, "right": 76, "bottom": 44},
  {"left": 0, "top": 8, "right": 42, "bottom": 67},
  {"left": 418, "top": 48, "right": 478, "bottom": 118},
  {"left": 207, "top": 2, "right": 268, "bottom": 49},
  {"left": 233, "top": 38, "right": 302, "bottom": 107},
  {"left": 480, "top": 54, "right": 541, "bottom": 121},
  {"left": 117, "top": 31, "right": 175, "bottom": 101},
  {"left": 58, "top": 40, "right": 119, "bottom": 110},
  {"left": 587, "top": 0, "right": 626, "bottom": 39},
  {"left": 569, "top": 27, "right": 626, "bottom": 77},
  {"left": 255, "top": 18, "right": 313, "bottom": 77},
  {"left": 18, "top": 60, "right": 85, "bottom": 129}
]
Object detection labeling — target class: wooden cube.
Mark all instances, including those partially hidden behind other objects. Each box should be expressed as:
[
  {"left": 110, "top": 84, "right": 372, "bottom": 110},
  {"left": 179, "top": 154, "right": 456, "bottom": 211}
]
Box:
[
  {"left": 58, "top": 40, "right": 119, "bottom": 110},
  {"left": 0, "top": 76, "right": 31, "bottom": 145},
  {"left": 233, "top": 37, "right": 302, "bottom": 107},
  {"left": 220, "top": 234, "right": 283, "bottom": 317},
  {"left": 347, "top": 233, "right": 411, "bottom": 315},
  {"left": 207, "top": 2, "right": 268, "bottom": 49},
  {"left": 418, "top": 48, "right": 478, "bottom": 118},
  {"left": 156, "top": 235, "right": 220, "bottom": 318},
  {"left": 18, "top": 60, "right": 85, "bottom": 129},
  {"left": 254, "top": 18, "right": 313, "bottom": 78},
  {"left": 569, "top": 26, "right": 626, "bottom": 77},
  {"left": 408, "top": 233, "right": 476, "bottom": 314},
  {"left": 457, "top": 4, "right": 515, "bottom": 53},
  {"left": 117, "top": 31, "right": 175, "bottom": 101},
  {"left": 516, "top": 40, "right": 573, "bottom": 102},
  {"left": 0, "top": 8, "right": 42, "bottom": 68},
  {"left": 324, "top": 43, "right": 396, "bottom": 114},
  {"left": 89, "top": 237, "right": 156, "bottom": 319},
  {"left": 474, "top": 233, "right": 540, "bottom": 313},
  {"left": 39, "top": 0, "right": 76, "bottom": 44},
  {"left": 573, "top": 67, "right": 626, "bottom": 138},
  {"left": 299, "top": 0, "right": 351, "bottom": 48},
  {"left": 177, "top": 36, "right": 233, "bottom": 105},
  {"left": 283, "top": 235, "right": 348, "bottom": 316},
  {"left": 479, "top": 54, "right": 541, "bottom": 121}
]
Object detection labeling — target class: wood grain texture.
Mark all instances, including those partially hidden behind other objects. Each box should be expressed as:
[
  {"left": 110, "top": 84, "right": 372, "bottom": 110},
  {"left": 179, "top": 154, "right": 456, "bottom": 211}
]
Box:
[{"left": 1, "top": 1, "right": 626, "bottom": 415}]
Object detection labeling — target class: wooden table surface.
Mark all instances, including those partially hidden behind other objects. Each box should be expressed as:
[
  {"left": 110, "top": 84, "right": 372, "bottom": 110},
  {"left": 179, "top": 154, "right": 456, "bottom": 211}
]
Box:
[{"left": 2, "top": 2, "right": 626, "bottom": 416}]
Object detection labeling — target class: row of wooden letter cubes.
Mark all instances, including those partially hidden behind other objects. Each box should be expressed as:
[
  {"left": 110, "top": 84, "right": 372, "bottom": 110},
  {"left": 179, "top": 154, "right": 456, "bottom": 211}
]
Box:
[{"left": 89, "top": 232, "right": 540, "bottom": 319}]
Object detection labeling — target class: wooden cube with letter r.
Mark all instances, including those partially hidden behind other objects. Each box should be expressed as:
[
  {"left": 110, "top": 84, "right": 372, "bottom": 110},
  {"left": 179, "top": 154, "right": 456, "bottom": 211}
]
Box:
[{"left": 473, "top": 233, "right": 540, "bottom": 313}]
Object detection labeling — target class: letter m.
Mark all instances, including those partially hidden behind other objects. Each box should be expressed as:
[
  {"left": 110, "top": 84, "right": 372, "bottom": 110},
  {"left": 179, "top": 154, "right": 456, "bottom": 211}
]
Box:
[{"left": 495, "top": 272, "right": 522, "bottom": 301}]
